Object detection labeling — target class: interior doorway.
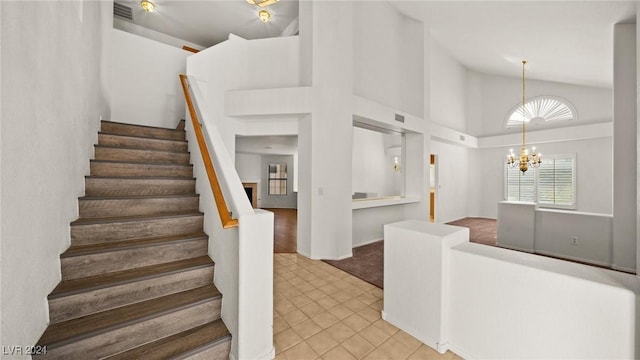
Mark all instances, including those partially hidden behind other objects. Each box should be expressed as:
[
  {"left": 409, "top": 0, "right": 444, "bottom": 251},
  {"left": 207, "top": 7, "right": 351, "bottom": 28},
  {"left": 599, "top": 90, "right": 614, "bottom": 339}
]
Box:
[{"left": 430, "top": 154, "right": 437, "bottom": 222}]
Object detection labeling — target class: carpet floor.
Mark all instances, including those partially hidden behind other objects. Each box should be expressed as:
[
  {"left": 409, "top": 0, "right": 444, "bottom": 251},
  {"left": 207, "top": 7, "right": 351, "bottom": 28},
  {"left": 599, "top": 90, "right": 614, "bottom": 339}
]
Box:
[{"left": 323, "top": 218, "right": 497, "bottom": 289}]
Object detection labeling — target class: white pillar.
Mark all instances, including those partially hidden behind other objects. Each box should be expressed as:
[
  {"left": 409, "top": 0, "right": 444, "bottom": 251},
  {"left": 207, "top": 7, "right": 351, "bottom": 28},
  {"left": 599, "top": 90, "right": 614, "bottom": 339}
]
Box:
[
  {"left": 613, "top": 23, "right": 637, "bottom": 272},
  {"left": 297, "top": 1, "right": 354, "bottom": 259}
]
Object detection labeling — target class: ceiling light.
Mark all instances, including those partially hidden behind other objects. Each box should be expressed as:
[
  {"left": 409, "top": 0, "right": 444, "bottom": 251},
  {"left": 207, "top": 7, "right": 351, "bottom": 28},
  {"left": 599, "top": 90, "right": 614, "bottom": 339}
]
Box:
[
  {"left": 258, "top": 9, "right": 271, "bottom": 22},
  {"left": 506, "top": 60, "right": 542, "bottom": 174},
  {"left": 247, "top": 0, "right": 279, "bottom": 8},
  {"left": 140, "top": 0, "right": 155, "bottom": 12}
]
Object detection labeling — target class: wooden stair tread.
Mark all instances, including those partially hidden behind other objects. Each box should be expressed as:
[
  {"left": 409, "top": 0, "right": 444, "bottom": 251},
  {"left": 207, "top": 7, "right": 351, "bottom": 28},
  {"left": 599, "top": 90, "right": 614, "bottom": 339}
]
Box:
[
  {"left": 79, "top": 194, "right": 199, "bottom": 201},
  {"left": 71, "top": 211, "right": 203, "bottom": 225},
  {"left": 105, "top": 320, "right": 230, "bottom": 360},
  {"left": 101, "top": 120, "right": 186, "bottom": 134},
  {"left": 90, "top": 159, "right": 193, "bottom": 167},
  {"left": 61, "top": 232, "right": 208, "bottom": 258},
  {"left": 50, "top": 256, "right": 213, "bottom": 298},
  {"left": 98, "top": 132, "right": 187, "bottom": 144},
  {"left": 85, "top": 175, "right": 195, "bottom": 180},
  {"left": 38, "top": 285, "right": 221, "bottom": 348},
  {"left": 95, "top": 144, "right": 190, "bottom": 155}
]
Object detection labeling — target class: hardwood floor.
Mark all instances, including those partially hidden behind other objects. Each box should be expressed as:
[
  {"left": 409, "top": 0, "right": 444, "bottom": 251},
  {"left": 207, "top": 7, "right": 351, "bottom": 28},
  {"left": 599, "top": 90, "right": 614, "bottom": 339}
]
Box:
[{"left": 264, "top": 208, "right": 297, "bottom": 253}]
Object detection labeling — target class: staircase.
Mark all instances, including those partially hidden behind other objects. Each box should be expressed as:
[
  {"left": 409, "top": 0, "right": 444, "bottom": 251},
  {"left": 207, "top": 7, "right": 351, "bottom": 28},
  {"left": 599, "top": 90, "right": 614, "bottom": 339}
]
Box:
[{"left": 35, "top": 120, "right": 231, "bottom": 360}]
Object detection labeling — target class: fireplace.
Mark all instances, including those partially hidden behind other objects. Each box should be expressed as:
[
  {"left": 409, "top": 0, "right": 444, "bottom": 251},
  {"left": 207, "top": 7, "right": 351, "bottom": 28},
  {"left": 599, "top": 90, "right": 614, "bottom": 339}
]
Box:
[{"left": 242, "top": 182, "right": 258, "bottom": 208}]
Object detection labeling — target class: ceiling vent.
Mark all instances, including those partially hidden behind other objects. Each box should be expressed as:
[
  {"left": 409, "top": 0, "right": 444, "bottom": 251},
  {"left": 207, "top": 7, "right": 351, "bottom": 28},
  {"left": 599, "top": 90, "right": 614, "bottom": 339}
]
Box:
[{"left": 114, "top": 2, "right": 133, "bottom": 21}]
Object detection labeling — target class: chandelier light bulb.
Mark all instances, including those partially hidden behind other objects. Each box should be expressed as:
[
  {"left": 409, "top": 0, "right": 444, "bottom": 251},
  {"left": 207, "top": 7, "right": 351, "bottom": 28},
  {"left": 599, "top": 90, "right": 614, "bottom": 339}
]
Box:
[
  {"left": 141, "top": 0, "right": 155, "bottom": 12},
  {"left": 258, "top": 9, "right": 271, "bottom": 22}
]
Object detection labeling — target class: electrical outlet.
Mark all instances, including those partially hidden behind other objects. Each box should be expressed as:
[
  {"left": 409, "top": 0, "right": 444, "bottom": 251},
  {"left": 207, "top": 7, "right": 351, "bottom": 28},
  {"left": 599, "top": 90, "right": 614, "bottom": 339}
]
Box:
[{"left": 571, "top": 236, "right": 579, "bottom": 245}]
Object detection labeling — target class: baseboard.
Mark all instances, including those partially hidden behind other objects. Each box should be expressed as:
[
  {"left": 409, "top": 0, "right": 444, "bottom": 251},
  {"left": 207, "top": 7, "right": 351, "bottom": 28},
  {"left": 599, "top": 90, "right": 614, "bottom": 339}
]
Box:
[
  {"left": 381, "top": 311, "right": 444, "bottom": 354},
  {"left": 297, "top": 249, "right": 352, "bottom": 261},
  {"left": 352, "top": 238, "right": 383, "bottom": 248},
  {"left": 229, "top": 346, "right": 275, "bottom": 360},
  {"left": 611, "top": 264, "right": 636, "bottom": 274},
  {"left": 496, "top": 243, "right": 534, "bottom": 253},
  {"left": 535, "top": 250, "right": 610, "bottom": 268}
]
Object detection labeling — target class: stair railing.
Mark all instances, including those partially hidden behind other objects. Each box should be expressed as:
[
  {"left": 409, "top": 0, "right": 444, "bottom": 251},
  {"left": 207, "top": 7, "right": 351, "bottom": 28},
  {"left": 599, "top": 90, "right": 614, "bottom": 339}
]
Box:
[{"left": 179, "top": 74, "right": 238, "bottom": 228}]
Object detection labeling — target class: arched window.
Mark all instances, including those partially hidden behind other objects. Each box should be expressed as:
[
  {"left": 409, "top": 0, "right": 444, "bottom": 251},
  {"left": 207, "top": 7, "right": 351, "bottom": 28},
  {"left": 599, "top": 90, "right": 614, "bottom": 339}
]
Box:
[{"left": 505, "top": 96, "right": 577, "bottom": 128}]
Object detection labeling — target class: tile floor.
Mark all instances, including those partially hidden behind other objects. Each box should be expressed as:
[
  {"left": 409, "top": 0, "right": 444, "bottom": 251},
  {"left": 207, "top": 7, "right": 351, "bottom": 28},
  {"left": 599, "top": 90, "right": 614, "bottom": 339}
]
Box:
[{"left": 274, "top": 253, "right": 462, "bottom": 360}]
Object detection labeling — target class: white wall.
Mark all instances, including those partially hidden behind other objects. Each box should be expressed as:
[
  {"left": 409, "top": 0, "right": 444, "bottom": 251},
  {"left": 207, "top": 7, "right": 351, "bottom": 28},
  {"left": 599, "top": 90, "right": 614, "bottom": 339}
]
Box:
[
  {"left": 110, "top": 28, "right": 189, "bottom": 128},
  {"left": 1, "top": 0, "right": 111, "bottom": 353},
  {"left": 353, "top": 1, "right": 423, "bottom": 118},
  {"left": 430, "top": 40, "right": 468, "bottom": 133},
  {"left": 466, "top": 71, "right": 613, "bottom": 137},
  {"left": 469, "top": 135, "right": 613, "bottom": 219},
  {"left": 188, "top": 35, "right": 300, "bottom": 160},
  {"left": 448, "top": 243, "right": 638, "bottom": 359}
]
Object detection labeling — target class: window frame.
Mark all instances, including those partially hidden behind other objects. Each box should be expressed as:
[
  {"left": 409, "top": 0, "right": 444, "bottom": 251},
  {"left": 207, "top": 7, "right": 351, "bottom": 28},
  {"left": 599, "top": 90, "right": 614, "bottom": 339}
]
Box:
[
  {"left": 503, "top": 153, "right": 577, "bottom": 210},
  {"left": 268, "top": 163, "right": 288, "bottom": 196}
]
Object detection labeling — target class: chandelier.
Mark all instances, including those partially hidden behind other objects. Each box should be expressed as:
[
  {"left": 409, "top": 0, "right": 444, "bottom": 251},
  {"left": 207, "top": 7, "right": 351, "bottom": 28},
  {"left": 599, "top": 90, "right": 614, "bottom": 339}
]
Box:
[{"left": 507, "top": 60, "right": 541, "bottom": 174}]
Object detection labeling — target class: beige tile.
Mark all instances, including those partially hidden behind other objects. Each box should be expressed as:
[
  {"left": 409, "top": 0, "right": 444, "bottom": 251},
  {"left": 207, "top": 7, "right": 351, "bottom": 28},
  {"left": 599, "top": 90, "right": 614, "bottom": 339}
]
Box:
[
  {"left": 393, "top": 331, "right": 422, "bottom": 352},
  {"left": 275, "top": 328, "right": 303, "bottom": 352},
  {"left": 371, "top": 319, "right": 399, "bottom": 336},
  {"left": 326, "top": 321, "right": 356, "bottom": 343},
  {"left": 334, "top": 280, "right": 353, "bottom": 290},
  {"left": 368, "top": 287, "right": 383, "bottom": 299},
  {"left": 374, "top": 336, "right": 416, "bottom": 360},
  {"left": 362, "top": 347, "right": 392, "bottom": 360},
  {"left": 342, "top": 334, "right": 375, "bottom": 359},
  {"left": 332, "top": 291, "right": 353, "bottom": 303},
  {"left": 343, "top": 297, "right": 368, "bottom": 312},
  {"left": 307, "top": 330, "right": 339, "bottom": 355},
  {"left": 317, "top": 295, "right": 340, "bottom": 310},
  {"left": 370, "top": 299, "right": 384, "bottom": 312},
  {"left": 407, "top": 345, "right": 453, "bottom": 360},
  {"left": 292, "top": 319, "right": 323, "bottom": 340},
  {"left": 299, "top": 282, "right": 316, "bottom": 293},
  {"left": 275, "top": 299, "right": 297, "bottom": 315},
  {"left": 357, "top": 291, "right": 380, "bottom": 305},
  {"left": 358, "top": 324, "right": 392, "bottom": 347},
  {"left": 357, "top": 306, "right": 381, "bottom": 322},
  {"left": 319, "top": 284, "right": 340, "bottom": 295},
  {"left": 283, "top": 309, "right": 310, "bottom": 327},
  {"left": 309, "top": 278, "right": 329, "bottom": 288},
  {"left": 328, "top": 303, "right": 354, "bottom": 320},
  {"left": 342, "top": 313, "right": 370, "bottom": 332},
  {"left": 300, "top": 301, "right": 324, "bottom": 317},
  {"left": 275, "top": 352, "right": 288, "bottom": 360},
  {"left": 274, "top": 316, "right": 291, "bottom": 334},
  {"left": 343, "top": 285, "right": 365, "bottom": 298},
  {"left": 306, "top": 289, "right": 327, "bottom": 301},
  {"left": 282, "top": 341, "right": 319, "bottom": 360},
  {"left": 311, "top": 311, "right": 340, "bottom": 329},
  {"left": 290, "top": 294, "right": 314, "bottom": 308},
  {"left": 321, "top": 345, "right": 358, "bottom": 360}
]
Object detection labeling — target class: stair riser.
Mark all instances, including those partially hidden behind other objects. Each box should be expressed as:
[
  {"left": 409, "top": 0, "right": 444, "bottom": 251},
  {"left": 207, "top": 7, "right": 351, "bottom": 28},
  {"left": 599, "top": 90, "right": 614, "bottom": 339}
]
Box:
[
  {"left": 61, "top": 239, "right": 208, "bottom": 280},
  {"left": 98, "top": 133, "right": 188, "bottom": 152},
  {"left": 71, "top": 216, "right": 203, "bottom": 245},
  {"left": 101, "top": 122, "right": 185, "bottom": 141},
  {"left": 50, "top": 267, "right": 214, "bottom": 324},
  {"left": 90, "top": 162, "right": 193, "bottom": 177},
  {"left": 85, "top": 178, "right": 196, "bottom": 197},
  {"left": 79, "top": 197, "right": 200, "bottom": 218},
  {"left": 38, "top": 298, "right": 220, "bottom": 360},
  {"left": 94, "top": 147, "right": 190, "bottom": 165},
  {"left": 179, "top": 340, "right": 232, "bottom": 360}
]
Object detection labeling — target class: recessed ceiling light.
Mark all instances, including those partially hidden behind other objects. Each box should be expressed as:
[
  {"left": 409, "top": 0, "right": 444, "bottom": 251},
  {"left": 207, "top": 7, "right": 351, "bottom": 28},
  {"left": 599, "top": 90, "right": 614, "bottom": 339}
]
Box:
[
  {"left": 258, "top": 9, "right": 271, "bottom": 23},
  {"left": 264, "top": 146, "right": 273, "bottom": 149},
  {"left": 140, "top": 0, "right": 155, "bottom": 12}
]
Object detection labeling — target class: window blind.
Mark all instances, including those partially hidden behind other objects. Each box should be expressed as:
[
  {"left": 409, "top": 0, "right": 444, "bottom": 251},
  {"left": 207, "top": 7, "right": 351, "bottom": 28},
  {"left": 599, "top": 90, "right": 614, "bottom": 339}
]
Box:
[{"left": 504, "top": 153, "right": 576, "bottom": 209}]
